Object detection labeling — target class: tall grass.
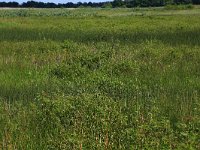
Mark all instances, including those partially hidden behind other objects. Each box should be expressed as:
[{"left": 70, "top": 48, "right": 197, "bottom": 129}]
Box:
[{"left": 0, "top": 8, "right": 200, "bottom": 149}]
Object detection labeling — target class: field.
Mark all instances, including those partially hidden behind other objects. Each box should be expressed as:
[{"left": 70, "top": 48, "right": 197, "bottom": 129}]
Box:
[{"left": 0, "top": 7, "right": 200, "bottom": 149}]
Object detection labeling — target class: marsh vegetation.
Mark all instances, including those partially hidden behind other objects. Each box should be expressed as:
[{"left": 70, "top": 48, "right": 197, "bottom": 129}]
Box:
[{"left": 0, "top": 8, "right": 200, "bottom": 149}]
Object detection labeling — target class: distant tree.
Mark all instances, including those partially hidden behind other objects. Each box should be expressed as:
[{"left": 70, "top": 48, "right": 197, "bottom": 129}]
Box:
[
  {"left": 179, "top": 0, "right": 192, "bottom": 4},
  {"left": 112, "top": 0, "right": 125, "bottom": 7},
  {"left": 8, "top": 2, "right": 19, "bottom": 7},
  {"left": 102, "top": 2, "right": 112, "bottom": 8},
  {"left": 37, "top": 2, "right": 45, "bottom": 8},
  {"left": 192, "top": 0, "right": 200, "bottom": 4},
  {"left": 22, "top": 1, "right": 38, "bottom": 7},
  {"left": 0, "top": 1, "right": 19, "bottom": 7},
  {"left": 46, "top": 3, "right": 57, "bottom": 8},
  {"left": 63, "top": 2, "right": 76, "bottom": 8},
  {"left": 77, "top": 2, "right": 83, "bottom": 7},
  {"left": 88, "top": 2, "right": 93, "bottom": 7}
]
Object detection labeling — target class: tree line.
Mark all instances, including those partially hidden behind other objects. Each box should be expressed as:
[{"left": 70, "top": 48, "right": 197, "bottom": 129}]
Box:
[{"left": 0, "top": 0, "right": 199, "bottom": 8}]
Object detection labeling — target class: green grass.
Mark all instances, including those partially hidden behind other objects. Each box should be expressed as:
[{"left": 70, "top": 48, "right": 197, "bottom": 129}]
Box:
[{"left": 0, "top": 8, "right": 200, "bottom": 149}]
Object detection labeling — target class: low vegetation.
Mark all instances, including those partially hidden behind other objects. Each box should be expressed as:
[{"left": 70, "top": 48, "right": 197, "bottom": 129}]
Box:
[{"left": 0, "top": 8, "right": 200, "bottom": 149}]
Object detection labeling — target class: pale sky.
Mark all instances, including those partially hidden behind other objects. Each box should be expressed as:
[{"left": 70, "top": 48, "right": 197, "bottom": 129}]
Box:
[{"left": 1, "top": 0, "right": 110, "bottom": 4}]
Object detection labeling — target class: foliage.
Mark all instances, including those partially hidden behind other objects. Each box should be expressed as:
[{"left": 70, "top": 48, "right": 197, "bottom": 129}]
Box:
[{"left": 0, "top": 8, "right": 200, "bottom": 149}]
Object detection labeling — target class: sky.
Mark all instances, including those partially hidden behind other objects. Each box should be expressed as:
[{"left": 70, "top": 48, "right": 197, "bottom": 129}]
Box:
[{"left": 1, "top": 0, "right": 110, "bottom": 4}]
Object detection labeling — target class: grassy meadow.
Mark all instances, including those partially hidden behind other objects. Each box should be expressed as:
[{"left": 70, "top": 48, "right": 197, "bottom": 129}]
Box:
[{"left": 0, "top": 7, "right": 200, "bottom": 149}]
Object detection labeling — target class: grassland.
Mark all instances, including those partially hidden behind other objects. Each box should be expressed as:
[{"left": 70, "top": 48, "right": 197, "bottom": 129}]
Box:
[{"left": 0, "top": 7, "right": 200, "bottom": 149}]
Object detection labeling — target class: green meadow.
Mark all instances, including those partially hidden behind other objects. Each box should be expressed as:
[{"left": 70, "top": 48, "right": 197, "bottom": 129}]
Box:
[{"left": 0, "top": 7, "right": 200, "bottom": 149}]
